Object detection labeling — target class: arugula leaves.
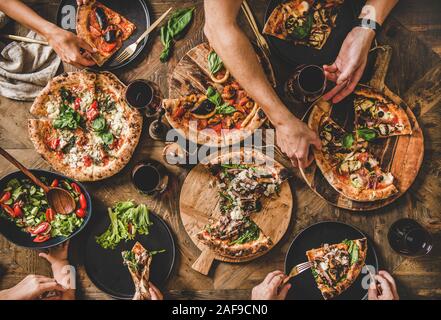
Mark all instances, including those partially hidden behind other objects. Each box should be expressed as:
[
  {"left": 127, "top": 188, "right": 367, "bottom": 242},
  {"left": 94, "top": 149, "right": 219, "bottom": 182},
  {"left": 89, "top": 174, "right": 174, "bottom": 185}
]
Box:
[
  {"left": 53, "top": 104, "right": 81, "bottom": 130},
  {"left": 160, "top": 7, "right": 195, "bottom": 62},
  {"left": 229, "top": 220, "right": 260, "bottom": 245},
  {"left": 343, "top": 239, "right": 359, "bottom": 266},
  {"left": 208, "top": 51, "right": 224, "bottom": 75},
  {"left": 357, "top": 128, "right": 378, "bottom": 141},
  {"left": 206, "top": 86, "right": 236, "bottom": 115}
]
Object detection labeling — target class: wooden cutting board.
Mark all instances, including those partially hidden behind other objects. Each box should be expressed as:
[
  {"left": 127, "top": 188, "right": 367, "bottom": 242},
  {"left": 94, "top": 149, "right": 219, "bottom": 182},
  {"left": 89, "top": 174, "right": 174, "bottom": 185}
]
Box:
[
  {"left": 300, "top": 46, "right": 424, "bottom": 211},
  {"left": 179, "top": 154, "right": 293, "bottom": 275}
]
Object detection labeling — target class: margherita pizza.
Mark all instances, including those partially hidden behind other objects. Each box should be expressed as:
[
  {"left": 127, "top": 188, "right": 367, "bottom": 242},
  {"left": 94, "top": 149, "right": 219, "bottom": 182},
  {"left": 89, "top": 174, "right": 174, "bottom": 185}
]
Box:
[
  {"left": 263, "top": 0, "right": 344, "bottom": 50},
  {"left": 306, "top": 238, "right": 367, "bottom": 299},
  {"left": 28, "top": 71, "right": 142, "bottom": 181},
  {"left": 196, "top": 150, "right": 290, "bottom": 259},
  {"left": 77, "top": 0, "right": 136, "bottom": 66}
]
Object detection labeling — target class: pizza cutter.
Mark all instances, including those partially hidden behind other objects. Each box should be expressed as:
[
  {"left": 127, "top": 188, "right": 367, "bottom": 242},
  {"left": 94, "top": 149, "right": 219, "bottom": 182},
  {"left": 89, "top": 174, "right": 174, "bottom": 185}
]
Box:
[{"left": 0, "top": 147, "right": 76, "bottom": 214}]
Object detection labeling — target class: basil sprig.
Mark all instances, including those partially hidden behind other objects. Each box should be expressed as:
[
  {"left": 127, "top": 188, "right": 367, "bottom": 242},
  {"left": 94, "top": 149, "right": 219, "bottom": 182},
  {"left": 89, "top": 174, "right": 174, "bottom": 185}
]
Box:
[
  {"left": 160, "top": 7, "right": 195, "bottom": 62},
  {"left": 91, "top": 115, "right": 114, "bottom": 146},
  {"left": 206, "top": 86, "right": 236, "bottom": 115},
  {"left": 53, "top": 104, "right": 81, "bottom": 130},
  {"left": 208, "top": 51, "right": 224, "bottom": 75},
  {"left": 357, "top": 128, "right": 378, "bottom": 141}
]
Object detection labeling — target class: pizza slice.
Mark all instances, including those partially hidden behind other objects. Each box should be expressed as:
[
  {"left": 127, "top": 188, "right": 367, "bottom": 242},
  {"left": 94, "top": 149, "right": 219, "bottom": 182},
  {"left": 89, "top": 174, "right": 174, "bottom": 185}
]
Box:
[
  {"left": 354, "top": 87, "right": 412, "bottom": 139},
  {"left": 122, "top": 242, "right": 152, "bottom": 300},
  {"left": 306, "top": 238, "right": 367, "bottom": 299},
  {"left": 197, "top": 216, "right": 272, "bottom": 258},
  {"left": 263, "top": 0, "right": 344, "bottom": 50},
  {"left": 77, "top": 0, "right": 136, "bottom": 66},
  {"left": 329, "top": 150, "right": 398, "bottom": 201}
]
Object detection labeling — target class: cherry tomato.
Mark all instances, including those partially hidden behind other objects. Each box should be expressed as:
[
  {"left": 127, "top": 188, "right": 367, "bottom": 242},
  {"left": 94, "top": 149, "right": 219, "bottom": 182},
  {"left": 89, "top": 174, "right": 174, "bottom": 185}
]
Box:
[
  {"left": 45, "top": 208, "right": 56, "bottom": 222},
  {"left": 71, "top": 182, "right": 81, "bottom": 193},
  {"left": 172, "top": 106, "right": 185, "bottom": 119},
  {"left": 74, "top": 97, "right": 81, "bottom": 110},
  {"left": 30, "top": 222, "right": 50, "bottom": 235},
  {"left": 1, "top": 204, "right": 16, "bottom": 218},
  {"left": 48, "top": 138, "right": 60, "bottom": 150},
  {"left": 75, "top": 208, "right": 86, "bottom": 218},
  {"left": 13, "top": 203, "right": 23, "bottom": 218},
  {"left": 101, "top": 41, "right": 117, "bottom": 53},
  {"left": 79, "top": 193, "right": 87, "bottom": 210},
  {"left": 0, "top": 191, "right": 11, "bottom": 203},
  {"left": 211, "top": 123, "right": 222, "bottom": 135},
  {"left": 83, "top": 155, "right": 92, "bottom": 167},
  {"left": 33, "top": 234, "right": 51, "bottom": 243},
  {"left": 86, "top": 101, "right": 99, "bottom": 121},
  {"left": 50, "top": 179, "right": 59, "bottom": 188}
]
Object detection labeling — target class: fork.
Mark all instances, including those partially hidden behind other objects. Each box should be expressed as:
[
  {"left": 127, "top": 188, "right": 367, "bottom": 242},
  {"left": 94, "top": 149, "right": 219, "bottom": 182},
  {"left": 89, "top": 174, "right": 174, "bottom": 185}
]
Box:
[
  {"left": 113, "top": 7, "right": 173, "bottom": 64},
  {"left": 282, "top": 261, "right": 313, "bottom": 284}
]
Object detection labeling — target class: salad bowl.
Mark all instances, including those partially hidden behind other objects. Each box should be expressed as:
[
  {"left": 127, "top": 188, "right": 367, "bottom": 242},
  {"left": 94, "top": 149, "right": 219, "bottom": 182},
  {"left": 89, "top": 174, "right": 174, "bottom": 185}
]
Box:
[{"left": 0, "top": 170, "right": 92, "bottom": 249}]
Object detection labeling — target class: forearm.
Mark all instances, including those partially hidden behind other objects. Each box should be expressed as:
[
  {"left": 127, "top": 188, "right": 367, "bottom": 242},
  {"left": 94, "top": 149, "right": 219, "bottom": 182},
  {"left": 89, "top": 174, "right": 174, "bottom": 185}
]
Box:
[
  {"left": 362, "top": 0, "right": 399, "bottom": 24},
  {"left": 0, "top": 0, "right": 58, "bottom": 39},
  {"left": 204, "top": 20, "right": 294, "bottom": 127}
]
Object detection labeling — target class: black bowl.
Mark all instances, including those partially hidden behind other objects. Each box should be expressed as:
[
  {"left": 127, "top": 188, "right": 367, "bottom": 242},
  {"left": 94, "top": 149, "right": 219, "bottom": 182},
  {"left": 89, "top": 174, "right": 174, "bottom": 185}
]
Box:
[{"left": 0, "top": 170, "right": 92, "bottom": 250}]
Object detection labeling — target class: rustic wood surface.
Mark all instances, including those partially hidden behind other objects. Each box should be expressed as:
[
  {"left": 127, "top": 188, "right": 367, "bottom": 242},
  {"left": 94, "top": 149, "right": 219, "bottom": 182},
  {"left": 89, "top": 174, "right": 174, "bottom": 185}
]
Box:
[
  {"left": 0, "top": 0, "right": 441, "bottom": 300},
  {"left": 300, "top": 46, "right": 425, "bottom": 211},
  {"left": 180, "top": 155, "right": 293, "bottom": 266}
]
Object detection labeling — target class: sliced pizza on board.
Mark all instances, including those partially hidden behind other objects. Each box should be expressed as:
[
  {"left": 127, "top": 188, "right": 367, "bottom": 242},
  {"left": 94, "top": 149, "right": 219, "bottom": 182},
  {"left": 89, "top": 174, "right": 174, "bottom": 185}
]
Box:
[
  {"left": 306, "top": 238, "right": 367, "bottom": 299},
  {"left": 122, "top": 242, "right": 152, "bottom": 300},
  {"left": 77, "top": 0, "right": 136, "bottom": 66}
]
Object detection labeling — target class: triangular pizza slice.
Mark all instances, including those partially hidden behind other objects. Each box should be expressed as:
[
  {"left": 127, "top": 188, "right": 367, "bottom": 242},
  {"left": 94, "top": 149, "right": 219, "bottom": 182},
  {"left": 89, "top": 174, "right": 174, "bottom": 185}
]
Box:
[
  {"left": 306, "top": 238, "right": 368, "bottom": 299},
  {"left": 122, "top": 242, "right": 152, "bottom": 300}
]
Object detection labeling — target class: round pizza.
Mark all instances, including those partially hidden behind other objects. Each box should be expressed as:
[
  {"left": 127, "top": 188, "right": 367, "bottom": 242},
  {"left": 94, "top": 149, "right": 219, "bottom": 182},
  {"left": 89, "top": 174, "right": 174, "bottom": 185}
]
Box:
[
  {"left": 28, "top": 71, "right": 142, "bottom": 181},
  {"left": 164, "top": 43, "right": 267, "bottom": 146},
  {"left": 77, "top": 0, "right": 136, "bottom": 66}
]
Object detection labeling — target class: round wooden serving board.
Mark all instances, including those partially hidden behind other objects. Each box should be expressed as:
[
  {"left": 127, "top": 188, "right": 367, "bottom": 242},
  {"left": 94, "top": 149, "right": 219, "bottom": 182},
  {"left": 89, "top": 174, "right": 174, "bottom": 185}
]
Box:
[
  {"left": 179, "top": 155, "right": 293, "bottom": 273},
  {"left": 300, "top": 46, "right": 424, "bottom": 211},
  {"left": 167, "top": 43, "right": 270, "bottom": 146}
]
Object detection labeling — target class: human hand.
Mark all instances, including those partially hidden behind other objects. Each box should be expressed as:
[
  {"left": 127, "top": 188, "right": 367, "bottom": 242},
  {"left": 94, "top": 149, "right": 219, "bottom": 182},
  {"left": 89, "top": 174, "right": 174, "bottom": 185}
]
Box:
[
  {"left": 368, "top": 270, "right": 399, "bottom": 300},
  {"left": 275, "top": 112, "right": 321, "bottom": 168},
  {"left": 322, "top": 27, "right": 375, "bottom": 103},
  {"left": 39, "top": 240, "right": 69, "bottom": 271},
  {"left": 149, "top": 282, "right": 164, "bottom": 300},
  {"left": 0, "top": 275, "right": 65, "bottom": 300},
  {"left": 251, "top": 271, "right": 291, "bottom": 300},
  {"left": 45, "top": 26, "right": 96, "bottom": 68}
]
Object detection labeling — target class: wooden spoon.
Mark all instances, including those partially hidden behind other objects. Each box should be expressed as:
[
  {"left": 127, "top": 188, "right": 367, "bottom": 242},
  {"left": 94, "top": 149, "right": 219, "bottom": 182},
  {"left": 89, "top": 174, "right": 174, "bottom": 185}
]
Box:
[{"left": 0, "top": 147, "right": 76, "bottom": 214}]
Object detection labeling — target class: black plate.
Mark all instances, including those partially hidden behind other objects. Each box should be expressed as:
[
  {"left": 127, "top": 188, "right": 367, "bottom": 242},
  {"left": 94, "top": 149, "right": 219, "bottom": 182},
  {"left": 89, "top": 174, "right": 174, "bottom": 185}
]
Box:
[
  {"left": 84, "top": 210, "right": 175, "bottom": 299},
  {"left": 284, "top": 221, "right": 378, "bottom": 300},
  {"left": 0, "top": 170, "right": 92, "bottom": 250},
  {"left": 56, "top": 0, "right": 151, "bottom": 71},
  {"left": 264, "top": 1, "right": 360, "bottom": 66}
]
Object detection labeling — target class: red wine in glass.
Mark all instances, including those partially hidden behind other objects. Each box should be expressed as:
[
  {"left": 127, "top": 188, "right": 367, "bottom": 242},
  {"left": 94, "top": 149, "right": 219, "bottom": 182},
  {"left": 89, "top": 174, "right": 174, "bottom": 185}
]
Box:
[
  {"left": 125, "top": 80, "right": 161, "bottom": 118},
  {"left": 131, "top": 160, "right": 169, "bottom": 196},
  {"left": 285, "top": 64, "right": 327, "bottom": 103},
  {"left": 388, "top": 218, "right": 433, "bottom": 256}
]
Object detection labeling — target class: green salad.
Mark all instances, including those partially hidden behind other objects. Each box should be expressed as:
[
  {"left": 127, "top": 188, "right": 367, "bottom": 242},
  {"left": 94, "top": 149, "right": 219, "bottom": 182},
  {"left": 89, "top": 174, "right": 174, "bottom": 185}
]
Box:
[
  {"left": 0, "top": 177, "right": 87, "bottom": 243},
  {"left": 96, "top": 201, "right": 153, "bottom": 250}
]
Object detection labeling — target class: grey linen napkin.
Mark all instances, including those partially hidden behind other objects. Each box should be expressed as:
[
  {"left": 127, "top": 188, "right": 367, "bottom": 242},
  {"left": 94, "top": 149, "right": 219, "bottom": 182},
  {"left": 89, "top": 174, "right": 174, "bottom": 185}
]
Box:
[{"left": 0, "top": 24, "right": 61, "bottom": 101}]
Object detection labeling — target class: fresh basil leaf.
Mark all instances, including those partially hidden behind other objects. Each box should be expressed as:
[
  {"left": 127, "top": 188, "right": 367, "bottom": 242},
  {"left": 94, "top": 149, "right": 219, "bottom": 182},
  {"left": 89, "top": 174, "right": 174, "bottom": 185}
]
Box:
[
  {"left": 350, "top": 244, "right": 359, "bottom": 265},
  {"left": 342, "top": 133, "right": 354, "bottom": 149},
  {"left": 92, "top": 116, "right": 107, "bottom": 132},
  {"left": 53, "top": 104, "right": 81, "bottom": 130},
  {"left": 290, "top": 13, "right": 313, "bottom": 40},
  {"left": 208, "top": 51, "right": 223, "bottom": 75},
  {"left": 216, "top": 103, "right": 236, "bottom": 115},
  {"left": 206, "top": 86, "right": 223, "bottom": 106},
  {"left": 100, "top": 132, "right": 114, "bottom": 146},
  {"left": 160, "top": 7, "right": 195, "bottom": 63},
  {"left": 357, "top": 128, "right": 378, "bottom": 141}
]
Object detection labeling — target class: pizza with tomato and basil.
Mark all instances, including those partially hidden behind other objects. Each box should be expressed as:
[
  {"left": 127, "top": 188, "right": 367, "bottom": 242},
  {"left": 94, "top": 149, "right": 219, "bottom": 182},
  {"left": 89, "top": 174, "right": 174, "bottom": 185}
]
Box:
[
  {"left": 263, "top": 0, "right": 344, "bottom": 50},
  {"left": 28, "top": 71, "right": 142, "bottom": 181},
  {"left": 77, "top": 0, "right": 136, "bottom": 66},
  {"left": 164, "top": 83, "right": 266, "bottom": 146},
  {"left": 308, "top": 90, "right": 413, "bottom": 202}
]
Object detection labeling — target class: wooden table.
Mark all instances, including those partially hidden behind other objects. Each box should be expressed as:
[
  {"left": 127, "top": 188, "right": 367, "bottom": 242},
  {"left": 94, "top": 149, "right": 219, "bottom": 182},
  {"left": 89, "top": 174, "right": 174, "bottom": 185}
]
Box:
[{"left": 1, "top": 0, "right": 441, "bottom": 300}]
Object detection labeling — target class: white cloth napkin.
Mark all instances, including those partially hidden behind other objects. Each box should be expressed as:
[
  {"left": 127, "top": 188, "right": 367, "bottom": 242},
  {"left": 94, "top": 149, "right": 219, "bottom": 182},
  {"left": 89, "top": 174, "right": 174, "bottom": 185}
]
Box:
[{"left": 0, "top": 27, "right": 61, "bottom": 101}]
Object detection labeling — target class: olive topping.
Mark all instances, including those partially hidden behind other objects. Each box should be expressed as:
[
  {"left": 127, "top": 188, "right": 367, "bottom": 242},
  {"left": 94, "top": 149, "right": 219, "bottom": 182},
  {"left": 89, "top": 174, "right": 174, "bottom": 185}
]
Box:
[
  {"left": 95, "top": 7, "right": 108, "bottom": 30},
  {"left": 378, "top": 110, "right": 385, "bottom": 118},
  {"left": 104, "top": 30, "right": 117, "bottom": 43},
  {"left": 190, "top": 99, "right": 215, "bottom": 115},
  {"left": 378, "top": 175, "right": 384, "bottom": 182}
]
